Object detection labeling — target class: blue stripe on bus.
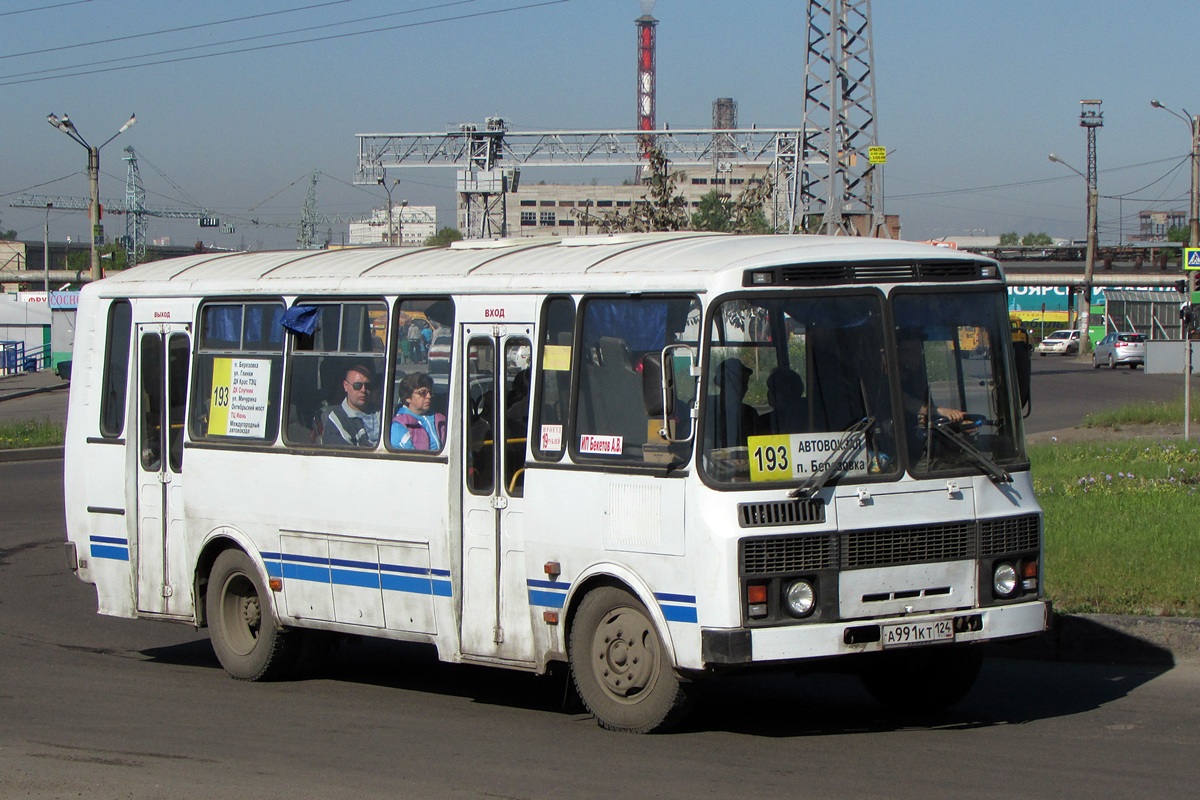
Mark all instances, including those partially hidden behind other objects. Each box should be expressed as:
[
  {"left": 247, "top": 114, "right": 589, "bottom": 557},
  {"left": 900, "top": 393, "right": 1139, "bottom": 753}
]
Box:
[
  {"left": 259, "top": 550, "right": 452, "bottom": 599},
  {"left": 90, "top": 544, "right": 130, "bottom": 561},
  {"left": 526, "top": 580, "right": 698, "bottom": 623},
  {"left": 654, "top": 591, "right": 697, "bottom": 604},
  {"left": 659, "top": 603, "right": 699, "bottom": 624},
  {"left": 91, "top": 535, "right": 128, "bottom": 545}
]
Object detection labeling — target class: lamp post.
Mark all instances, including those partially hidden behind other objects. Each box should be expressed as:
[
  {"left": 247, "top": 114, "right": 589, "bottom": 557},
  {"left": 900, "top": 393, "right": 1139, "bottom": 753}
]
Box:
[
  {"left": 43, "top": 202, "right": 53, "bottom": 296},
  {"left": 398, "top": 200, "right": 408, "bottom": 247},
  {"left": 1048, "top": 153, "right": 1098, "bottom": 355},
  {"left": 46, "top": 113, "right": 136, "bottom": 282},
  {"left": 377, "top": 176, "right": 400, "bottom": 245},
  {"left": 1151, "top": 99, "right": 1200, "bottom": 439}
]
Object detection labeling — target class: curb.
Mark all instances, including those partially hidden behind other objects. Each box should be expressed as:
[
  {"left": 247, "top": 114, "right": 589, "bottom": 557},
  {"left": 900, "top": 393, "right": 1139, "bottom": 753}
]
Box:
[
  {"left": 0, "top": 446, "right": 65, "bottom": 463},
  {"left": 992, "top": 612, "right": 1200, "bottom": 666}
]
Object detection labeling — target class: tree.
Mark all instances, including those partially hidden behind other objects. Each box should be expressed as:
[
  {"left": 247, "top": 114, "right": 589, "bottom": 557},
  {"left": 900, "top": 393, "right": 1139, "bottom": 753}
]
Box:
[
  {"left": 424, "top": 227, "right": 463, "bottom": 247},
  {"left": 585, "top": 146, "right": 690, "bottom": 233},
  {"left": 1168, "top": 225, "right": 1189, "bottom": 243},
  {"left": 1021, "top": 232, "right": 1053, "bottom": 246},
  {"left": 691, "top": 190, "right": 733, "bottom": 232},
  {"left": 0, "top": 230, "right": 16, "bottom": 241},
  {"left": 999, "top": 232, "right": 1020, "bottom": 246}
]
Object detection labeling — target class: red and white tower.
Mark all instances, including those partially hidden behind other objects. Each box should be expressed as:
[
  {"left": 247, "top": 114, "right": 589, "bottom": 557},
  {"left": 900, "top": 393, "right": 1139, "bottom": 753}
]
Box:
[{"left": 636, "top": 1, "right": 658, "bottom": 159}]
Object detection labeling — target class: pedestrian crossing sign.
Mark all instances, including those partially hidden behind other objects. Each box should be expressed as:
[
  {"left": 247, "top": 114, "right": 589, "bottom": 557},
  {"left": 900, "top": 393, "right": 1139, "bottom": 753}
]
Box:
[{"left": 1187, "top": 248, "right": 1200, "bottom": 270}]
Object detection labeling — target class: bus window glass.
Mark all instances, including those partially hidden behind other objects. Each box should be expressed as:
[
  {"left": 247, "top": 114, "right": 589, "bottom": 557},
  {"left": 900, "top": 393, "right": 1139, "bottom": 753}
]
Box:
[
  {"left": 190, "top": 301, "right": 285, "bottom": 444},
  {"left": 533, "top": 296, "right": 574, "bottom": 461},
  {"left": 167, "top": 333, "right": 190, "bottom": 472},
  {"left": 702, "top": 293, "right": 898, "bottom": 485},
  {"left": 466, "top": 337, "right": 496, "bottom": 493},
  {"left": 504, "top": 337, "right": 532, "bottom": 496},
  {"left": 139, "top": 333, "right": 164, "bottom": 471},
  {"left": 285, "top": 300, "right": 386, "bottom": 448},
  {"left": 387, "top": 298, "right": 454, "bottom": 454},
  {"left": 892, "top": 289, "right": 1025, "bottom": 477},
  {"left": 573, "top": 295, "right": 699, "bottom": 466},
  {"left": 99, "top": 300, "right": 132, "bottom": 438}
]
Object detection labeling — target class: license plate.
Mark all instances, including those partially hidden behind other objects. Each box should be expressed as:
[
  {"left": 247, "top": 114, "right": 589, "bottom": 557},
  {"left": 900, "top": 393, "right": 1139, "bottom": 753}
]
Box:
[{"left": 881, "top": 618, "right": 955, "bottom": 648}]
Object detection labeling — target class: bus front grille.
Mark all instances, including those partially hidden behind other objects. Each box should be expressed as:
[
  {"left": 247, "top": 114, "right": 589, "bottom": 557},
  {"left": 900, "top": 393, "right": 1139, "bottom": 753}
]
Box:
[
  {"left": 738, "top": 498, "right": 826, "bottom": 528},
  {"left": 739, "top": 514, "right": 1041, "bottom": 575}
]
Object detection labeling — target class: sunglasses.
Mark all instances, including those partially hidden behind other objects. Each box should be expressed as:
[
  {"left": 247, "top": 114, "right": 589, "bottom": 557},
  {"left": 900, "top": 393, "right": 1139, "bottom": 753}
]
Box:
[
  {"left": 411, "top": 388, "right": 433, "bottom": 397},
  {"left": 349, "top": 381, "right": 373, "bottom": 391}
]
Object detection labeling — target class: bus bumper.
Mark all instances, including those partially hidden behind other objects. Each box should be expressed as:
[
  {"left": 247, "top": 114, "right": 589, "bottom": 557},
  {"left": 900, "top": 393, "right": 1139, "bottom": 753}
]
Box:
[{"left": 701, "top": 599, "right": 1050, "bottom": 666}]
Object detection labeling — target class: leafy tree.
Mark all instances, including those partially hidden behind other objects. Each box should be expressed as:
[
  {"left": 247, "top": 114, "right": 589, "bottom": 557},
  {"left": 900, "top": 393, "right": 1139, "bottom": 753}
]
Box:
[
  {"left": 585, "top": 146, "right": 690, "bottom": 233},
  {"left": 999, "top": 232, "right": 1020, "bottom": 246},
  {"left": 1021, "top": 232, "right": 1053, "bottom": 246},
  {"left": 1168, "top": 225, "right": 1189, "bottom": 243},
  {"left": 425, "top": 227, "right": 463, "bottom": 247},
  {"left": 0, "top": 230, "right": 16, "bottom": 241},
  {"left": 691, "top": 190, "right": 733, "bottom": 232}
]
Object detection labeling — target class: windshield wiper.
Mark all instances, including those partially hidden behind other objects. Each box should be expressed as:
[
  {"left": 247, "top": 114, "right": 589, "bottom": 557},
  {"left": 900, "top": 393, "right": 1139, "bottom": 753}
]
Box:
[
  {"left": 790, "top": 415, "right": 874, "bottom": 499},
  {"left": 931, "top": 421, "right": 1012, "bottom": 483}
]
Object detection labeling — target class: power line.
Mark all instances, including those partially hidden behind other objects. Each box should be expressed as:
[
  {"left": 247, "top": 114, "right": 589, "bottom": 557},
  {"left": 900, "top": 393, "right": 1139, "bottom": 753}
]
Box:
[
  {"left": 0, "top": 0, "right": 353, "bottom": 60},
  {"left": 0, "top": 0, "right": 570, "bottom": 87},
  {"left": 0, "top": 0, "right": 90, "bottom": 18}
]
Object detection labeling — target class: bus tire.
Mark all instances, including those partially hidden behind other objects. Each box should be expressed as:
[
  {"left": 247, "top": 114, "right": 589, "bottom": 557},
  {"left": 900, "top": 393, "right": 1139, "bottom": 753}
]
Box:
[
  {"left": 569, "top": 586, "right": 691, "bottom": 733},
  {"left": 859, "top": 645, "right": 982, "bottom": 714},
  {"left": 206, "top": 549, "right": 297, "bottom": 681}
]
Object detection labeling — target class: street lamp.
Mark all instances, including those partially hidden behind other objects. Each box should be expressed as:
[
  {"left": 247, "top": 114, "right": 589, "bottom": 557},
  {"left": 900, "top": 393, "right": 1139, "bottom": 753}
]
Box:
[
  {"left": 377, "top": 176, "right": 400, "bottom": 246},
  {"left": 1048, "top": 153, "right": 1098, "bottom": 356},
  {"left": 46, "top": 112, "right": 136, "bottom": 282},
  {"left": 1151, "top": 99, "right": 1200, "bottom": 439}
]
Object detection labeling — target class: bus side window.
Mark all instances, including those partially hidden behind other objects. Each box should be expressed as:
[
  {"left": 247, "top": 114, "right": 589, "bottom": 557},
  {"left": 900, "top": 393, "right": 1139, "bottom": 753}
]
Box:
[
  {"left": 533, "top": 296, "right": 575, "bottom": 462},
  {"left": 100, "top": 300, "right": 133, "bottom": 438}
]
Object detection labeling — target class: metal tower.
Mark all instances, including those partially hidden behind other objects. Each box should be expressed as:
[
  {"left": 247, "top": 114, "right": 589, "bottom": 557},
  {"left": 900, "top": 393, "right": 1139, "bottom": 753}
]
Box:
[
  {"left": 1080, "top": 99, "right": 1103, "bottom": 244},
  {"left": 298, "top": 171, "right": 319, "bottom": 249},
  {"left": 455, "top": 118, "right": 514, "bottom": 239},
  {"left": 123, "top": 146, "right": 148, "bottom": 266},
  {"left": 801, "top": 0, "right": 885, "bottom": 236},
  {"left": 636, "top": 3, "right": 658, "bottom": 162}
]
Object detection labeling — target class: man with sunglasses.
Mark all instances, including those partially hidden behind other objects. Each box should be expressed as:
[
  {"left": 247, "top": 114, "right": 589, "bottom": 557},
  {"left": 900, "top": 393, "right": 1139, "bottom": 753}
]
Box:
[{"left": 322, "top": 364, "right": 381, "bottom": 447}]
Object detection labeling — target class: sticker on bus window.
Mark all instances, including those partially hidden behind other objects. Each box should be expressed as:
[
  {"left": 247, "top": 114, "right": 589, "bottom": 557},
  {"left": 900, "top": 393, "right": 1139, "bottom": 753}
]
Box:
[
  {"left": 207, "top": 357, "right": 271, "bottom": 438},
  {"left": 539, "top": 424, "right": 562, "bottom": 452},
  {"left": 579, "top": 434, "right": 623, "bottom": 455},
  {"left": 542, "top": 344, "right": 571, "bottom": 371},
  {"left": 748, "top": 431, "right": 869, "bottom": 482}
]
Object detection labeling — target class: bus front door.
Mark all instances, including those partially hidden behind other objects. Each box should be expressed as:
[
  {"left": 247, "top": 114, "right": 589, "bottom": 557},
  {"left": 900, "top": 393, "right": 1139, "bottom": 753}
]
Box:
[
  {"left": 134, "top": 325, "right": 191, "bottom": 617},
  {"left": 460, "top": 328, "right": 534, "bottom": 664}
]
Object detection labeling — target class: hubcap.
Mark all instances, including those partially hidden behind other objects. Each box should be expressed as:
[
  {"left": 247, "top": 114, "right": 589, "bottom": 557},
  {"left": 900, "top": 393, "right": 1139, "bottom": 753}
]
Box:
[{"left": 591, "top": 606, "right": 657, "bottom": 702}]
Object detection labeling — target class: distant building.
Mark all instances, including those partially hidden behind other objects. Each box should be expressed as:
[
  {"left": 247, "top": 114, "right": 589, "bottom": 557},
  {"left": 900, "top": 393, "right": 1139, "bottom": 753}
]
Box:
[
  {"left": 1136, "top": 210, "right": 1186, "bottom": 242},
  {"left": 348, "top": 205, "right": 437, "bottom": 247}
]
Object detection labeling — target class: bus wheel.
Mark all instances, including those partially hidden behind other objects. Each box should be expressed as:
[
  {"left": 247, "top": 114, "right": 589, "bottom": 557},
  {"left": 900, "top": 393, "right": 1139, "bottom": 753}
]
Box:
[
  {"left": 207, "top": 549, "right": 297, "bottom": 681},
  {"left": 859, "top": 645, "right": 982, "bottom": 714},
  {"left": 569, "top": 587, "right": 692, "bottom": 733}
]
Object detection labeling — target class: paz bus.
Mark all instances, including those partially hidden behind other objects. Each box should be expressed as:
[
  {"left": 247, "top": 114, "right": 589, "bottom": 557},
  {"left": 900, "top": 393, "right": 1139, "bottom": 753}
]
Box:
[{"left": 63, "top": 232, "right": 1046, "bottom": 733}]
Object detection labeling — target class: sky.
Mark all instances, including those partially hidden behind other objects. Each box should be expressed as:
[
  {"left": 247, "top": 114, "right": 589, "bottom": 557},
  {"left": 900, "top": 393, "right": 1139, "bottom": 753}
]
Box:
[{"left": 2, "top": 0, "right": 1198, "bottom": 251}]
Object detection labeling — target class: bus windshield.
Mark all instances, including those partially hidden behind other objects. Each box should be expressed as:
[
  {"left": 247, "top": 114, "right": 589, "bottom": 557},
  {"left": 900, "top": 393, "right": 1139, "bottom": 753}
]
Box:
[{"left": 700, "top": 287, "right": 1026, "bottom": 486}]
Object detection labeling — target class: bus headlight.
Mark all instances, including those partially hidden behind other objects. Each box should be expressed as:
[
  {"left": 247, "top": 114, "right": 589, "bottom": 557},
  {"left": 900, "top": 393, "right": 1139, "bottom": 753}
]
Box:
[
  {"left": 992, "top": 562, "right": 1018, "bottom": 598},
  {"left": 784, "top": 579, "right": 816, "bottom": 617}
]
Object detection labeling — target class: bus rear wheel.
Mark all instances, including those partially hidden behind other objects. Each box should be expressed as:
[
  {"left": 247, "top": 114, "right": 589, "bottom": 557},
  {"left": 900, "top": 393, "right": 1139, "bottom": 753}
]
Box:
[
  {"left": 207, "top": 549, "right": 297, "bottom": 681},
  {"left": 859, "top": 645, "right": 982, "bottom": 714},
  {"left": 569, "top": 587, "right": 692, "bottom": 733}
]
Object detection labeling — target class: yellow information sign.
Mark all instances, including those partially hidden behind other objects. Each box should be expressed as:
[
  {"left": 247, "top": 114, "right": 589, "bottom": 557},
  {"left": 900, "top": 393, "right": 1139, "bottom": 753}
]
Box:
[{"left": 868, "top": 146, "right": 888, "bottom": 165}]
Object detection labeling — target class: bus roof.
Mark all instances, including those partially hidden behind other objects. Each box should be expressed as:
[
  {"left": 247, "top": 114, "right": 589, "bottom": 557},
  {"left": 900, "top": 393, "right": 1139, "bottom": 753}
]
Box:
[{"left": 91, "top": 233, "right": 999, "bottom": 297}]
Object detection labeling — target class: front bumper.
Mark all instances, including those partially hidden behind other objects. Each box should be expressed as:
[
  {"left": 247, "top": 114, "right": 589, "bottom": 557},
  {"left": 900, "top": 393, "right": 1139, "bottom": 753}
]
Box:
[{"left": 701, "top": 599, "right": 1050, "bottom": 665}]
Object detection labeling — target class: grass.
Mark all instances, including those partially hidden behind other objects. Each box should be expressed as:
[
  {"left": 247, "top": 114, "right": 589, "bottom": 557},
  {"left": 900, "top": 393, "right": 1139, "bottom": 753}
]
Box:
[
  {"left": 1080, "top": 395, "right": 1200, "bottom": 428},
  {"left": 0, "top": 418, "right": 65, "bottom": 450},
  {"left": 1030, "top": 438, "right": 1200, "bottom": 617}
]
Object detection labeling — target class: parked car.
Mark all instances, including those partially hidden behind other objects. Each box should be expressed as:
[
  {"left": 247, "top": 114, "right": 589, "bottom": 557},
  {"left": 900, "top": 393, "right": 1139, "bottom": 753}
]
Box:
[
  {"left": 427, "top": 331, "right": 452, "bottom": 375},
  {"left": 1036, "top": 328, "right": 1082, "bottom": 356},
  {"left": 1092, "top": 332, "right": 1146, "bottom": 369}
]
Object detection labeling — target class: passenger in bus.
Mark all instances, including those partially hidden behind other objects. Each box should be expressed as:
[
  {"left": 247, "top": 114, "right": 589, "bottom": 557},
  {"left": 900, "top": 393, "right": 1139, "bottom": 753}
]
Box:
[
  {"left": 759, "top": 367, "right": 807, "bottom": 434},
  {"left": 391, "top": 371, "right": 447, "bottom": 451},
  {"left": 707, "top": 357, "right": 758, "bottom": 449},
  {"left": 322, "top": 365, "right": 381, "bottom": 448}
]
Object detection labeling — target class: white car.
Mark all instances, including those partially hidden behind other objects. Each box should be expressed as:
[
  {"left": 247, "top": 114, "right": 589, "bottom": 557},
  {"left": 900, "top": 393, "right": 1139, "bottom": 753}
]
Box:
[
  {"left": 1036, "top": 329, "right": 1082, "bottom": 356},
  {"left": 1092, "top": 332, "right": 1146, "bottom": 369}
]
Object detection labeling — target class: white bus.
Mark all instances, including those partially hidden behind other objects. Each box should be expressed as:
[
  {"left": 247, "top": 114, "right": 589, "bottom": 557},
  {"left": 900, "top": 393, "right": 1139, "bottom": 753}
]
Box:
[{"left": 64, "top": 233, "right": 1047, "bottom": 732}]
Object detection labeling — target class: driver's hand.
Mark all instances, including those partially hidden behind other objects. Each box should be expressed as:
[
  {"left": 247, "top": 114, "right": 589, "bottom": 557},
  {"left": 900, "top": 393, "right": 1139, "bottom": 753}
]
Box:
[{"left": 938, "top": 407, "right": 967, "bottom": 423}]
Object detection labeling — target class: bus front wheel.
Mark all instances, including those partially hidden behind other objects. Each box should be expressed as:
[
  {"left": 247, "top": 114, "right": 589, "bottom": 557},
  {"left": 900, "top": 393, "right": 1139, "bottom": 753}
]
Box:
[
  {"left": 859, "top": 645, "right": 983, "bottom": 713},
  {"left": 206, "top": 549, "right": 297, "bottom": 681},
  {"left": 569, "top": 586, "right": 692, "bottom": 733}
]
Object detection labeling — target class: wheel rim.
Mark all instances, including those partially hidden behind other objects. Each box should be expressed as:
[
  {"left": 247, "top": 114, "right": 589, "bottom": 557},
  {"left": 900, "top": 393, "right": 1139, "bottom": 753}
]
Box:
[
  {"left": 589, "top": 605, "right": 659, "bottom": 704},
  {"left": 218, "top": 571, "right": 262, "bottom": 657}
]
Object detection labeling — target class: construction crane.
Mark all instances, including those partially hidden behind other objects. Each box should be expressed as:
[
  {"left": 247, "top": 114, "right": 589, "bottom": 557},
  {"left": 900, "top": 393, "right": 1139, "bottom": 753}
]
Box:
[{"left": 9, "top": 147, "right": 219, "bottom": 267}]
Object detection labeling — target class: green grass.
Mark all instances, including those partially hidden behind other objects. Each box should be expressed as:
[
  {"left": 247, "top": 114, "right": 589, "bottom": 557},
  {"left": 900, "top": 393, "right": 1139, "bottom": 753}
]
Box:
[
  {"left": 1081, "top": 395, "right": 1199, "bottom": 428},
  {"left": 0, "top": 418, "right": 65, "bottom": 450},
  {"left": 1030, "top": 438, "right": 1200, "bottom": 616}
]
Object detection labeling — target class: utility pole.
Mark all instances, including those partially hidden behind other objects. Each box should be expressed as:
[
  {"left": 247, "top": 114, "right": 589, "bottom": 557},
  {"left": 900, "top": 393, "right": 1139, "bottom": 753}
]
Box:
[{"left": 1078, "top": 100, "right": 1103, "bottom": 354}]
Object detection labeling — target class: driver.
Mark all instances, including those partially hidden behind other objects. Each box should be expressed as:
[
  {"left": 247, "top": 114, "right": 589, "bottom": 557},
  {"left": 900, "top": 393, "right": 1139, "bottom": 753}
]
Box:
[{"left": 897, "top": 333, "right": 967, "bottom": 429}]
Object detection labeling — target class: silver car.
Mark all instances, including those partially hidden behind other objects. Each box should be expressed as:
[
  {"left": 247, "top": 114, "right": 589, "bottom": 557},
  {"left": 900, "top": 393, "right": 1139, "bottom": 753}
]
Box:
[
  {"left": 1092, "top": 332, "right": 1146, "bottom": 369},
  {"left": 1036, "top": 329, "right": 1082, "bottom": 356}
]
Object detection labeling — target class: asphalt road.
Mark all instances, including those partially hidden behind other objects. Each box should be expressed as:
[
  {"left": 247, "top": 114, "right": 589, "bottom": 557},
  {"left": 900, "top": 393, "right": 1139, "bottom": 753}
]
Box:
[
  {"left": 1024, "top": 354, "right": 1187, "bottom": 434},
  {"left": 3, "top": 459, "right": 1200, "bottom": 798}
]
